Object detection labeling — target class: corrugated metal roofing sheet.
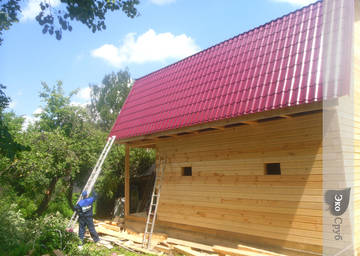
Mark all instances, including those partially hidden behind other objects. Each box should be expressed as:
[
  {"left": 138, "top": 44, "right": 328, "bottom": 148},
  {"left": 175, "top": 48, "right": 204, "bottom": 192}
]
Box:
[{"left": 110, "top": 1, "right": 325, "bottom": 140}]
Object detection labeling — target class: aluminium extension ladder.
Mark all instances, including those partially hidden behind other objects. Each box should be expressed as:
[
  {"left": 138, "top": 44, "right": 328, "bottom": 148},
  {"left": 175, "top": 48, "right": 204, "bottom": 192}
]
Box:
[
  {"left": 142, "top": 158, "right": 167, "bottom": 249},
  {"left": 67, "top": 135, "right": 116, "bottom": 231}
]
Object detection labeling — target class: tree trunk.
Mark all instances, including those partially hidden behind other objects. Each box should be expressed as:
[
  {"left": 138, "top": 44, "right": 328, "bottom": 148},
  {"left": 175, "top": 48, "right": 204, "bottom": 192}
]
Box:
[
  {"left": 66, "top": 178, "right": 75, "bottom": 210},
  {"left": 35, "top": 177, "right": 58, "bottom": 216}
]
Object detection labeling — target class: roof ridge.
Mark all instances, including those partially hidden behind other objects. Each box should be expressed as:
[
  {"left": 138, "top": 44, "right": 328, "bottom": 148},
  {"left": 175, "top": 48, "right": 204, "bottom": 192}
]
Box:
[{"left": 135, "top": 0, "right": 322, "bottom": 82}]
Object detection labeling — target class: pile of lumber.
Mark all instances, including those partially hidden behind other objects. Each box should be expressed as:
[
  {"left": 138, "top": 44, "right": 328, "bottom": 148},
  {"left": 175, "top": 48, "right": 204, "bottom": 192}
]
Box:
[
  {"left": 90, "top": 219, "right": 166, "bottom": 254},
  {"left": 154, "top": 238, "right": 286, "bottom": 256},
  {"left": 91, "top": 220, "right": 286, "bottom": 256}
]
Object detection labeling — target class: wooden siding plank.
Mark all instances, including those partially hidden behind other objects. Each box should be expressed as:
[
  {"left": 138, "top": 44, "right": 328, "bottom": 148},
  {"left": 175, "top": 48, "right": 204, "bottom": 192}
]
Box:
[{"left": 154, "top": 113, "right": 323, "bottom": 253}]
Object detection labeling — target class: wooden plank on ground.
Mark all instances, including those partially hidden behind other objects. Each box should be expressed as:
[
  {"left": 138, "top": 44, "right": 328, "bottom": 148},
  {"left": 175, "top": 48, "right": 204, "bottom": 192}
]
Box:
[
  {"left": 98, "top": 240, "right": 114, "bottom": 249},
  {"left": 124, "top": 244, "right": 159, "bottom": 255},
  {"left": 213, "top": 245, "right": 278, "bottom": 256},
  {"left": 154, "top": 244, "right": 172, "bottom": 254},
  {"left": 100, "top": 235, "right": 121, "bottom": 243},
  {"left": 96, "top": 226, "right": 143, "bottom": 243},
  {"left": 160, "top": 241, "right": 172, "bottom": 248},
  {"left": 167, "top": 238, "right": 214, "bottom": 253},
  {"left": 99, "top": 223, "right": 121, "bottom": 232},
  {"left": 237, "top": 244, "right": 285, "bottom": 256},
  {"left": 174, "top": 245, "right": 205, "bottom": 256}
]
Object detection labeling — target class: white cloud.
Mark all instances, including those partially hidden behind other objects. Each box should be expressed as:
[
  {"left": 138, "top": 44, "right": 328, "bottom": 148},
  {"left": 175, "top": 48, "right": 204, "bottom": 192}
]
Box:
[
  {"left": 92, "top": 44, "right": 120, "bottom": 67},
  {"left": 77, "top": 87, "right": 91, "bottom": 101},
  {"left": 150, "top": 0, "right": 176, "bottom": 5},
  {"left": 70, "top": 101, "right": 89, "bottom": 108},
  {"left": 22, "top": 108, "right": 42, "bottom": 130},
  {"left": 33, "top": 107, "right": 43, "bottom": 115},
  {"left": 8, "top": 101, "right": 16, "bottom": 109},
  {"left": 91, "top": 29, "right": 200, "bottom": 67},
  {"left": 271, "top": 0, "right": 317, "bottom": 6},
  {"left": 21, "top": 0, "right": 61, "bottom": 22},
  {"left": 70, "top": 87, "right": 92, "bottom": 107},
  {"left": 22, "top": 115, "right": 36, "bottom": 131}
]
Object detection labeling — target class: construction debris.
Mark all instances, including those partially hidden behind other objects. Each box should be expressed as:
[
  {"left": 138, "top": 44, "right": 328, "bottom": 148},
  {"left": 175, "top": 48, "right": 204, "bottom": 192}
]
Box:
[
  {"left": 173, "top": 245, "right": 207, "bottom": 256},
  {"left": 90, "top": 219, "right": 287, "bottom": 256},
  {"left": 166, "top": 238, "right": 214, "bottom": 253},
  {"left": 213, "top": 245, "right": 286, "bottom": 256}
]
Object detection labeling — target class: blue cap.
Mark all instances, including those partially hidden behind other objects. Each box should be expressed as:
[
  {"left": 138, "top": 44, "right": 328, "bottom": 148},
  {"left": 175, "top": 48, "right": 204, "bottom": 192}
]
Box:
[{"left": 82, "top": 191, "right": 87, "bottom": 197}]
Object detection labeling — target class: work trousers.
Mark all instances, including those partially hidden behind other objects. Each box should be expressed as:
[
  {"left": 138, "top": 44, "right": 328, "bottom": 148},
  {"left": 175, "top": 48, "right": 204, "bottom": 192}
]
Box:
[{"left": 78, "top": 215, "right": 100, "bottom": 243}]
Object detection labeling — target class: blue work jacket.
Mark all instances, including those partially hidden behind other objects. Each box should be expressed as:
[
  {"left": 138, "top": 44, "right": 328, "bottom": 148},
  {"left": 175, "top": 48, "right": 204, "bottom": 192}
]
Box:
[{"left": 75, "top": 192, "right": 97, "bottom": 217}]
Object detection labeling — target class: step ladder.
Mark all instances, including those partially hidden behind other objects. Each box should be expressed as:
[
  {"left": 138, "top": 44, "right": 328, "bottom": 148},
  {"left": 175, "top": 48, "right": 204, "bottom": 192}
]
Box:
[
  {"left": 67, "top": 135, "right": 116, "bottom": 230},
  {"left": 142, "top": 157, "right": 167, "bottom": 249}
]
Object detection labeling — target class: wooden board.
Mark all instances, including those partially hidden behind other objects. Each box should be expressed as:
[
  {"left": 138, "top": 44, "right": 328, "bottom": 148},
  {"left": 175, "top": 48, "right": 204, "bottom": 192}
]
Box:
[
  {"left": 174, "top": 245, "right": 206, "bottom": 256},
  {"left": 153, "top": 112, "right": 323, "bottom": 254},
  {"left": 154, "top": 244, "right": 173, "bottom": 254},
  {"left": 167, "top": 238, "right": 214, "bottom": 253},
  {"left": 237, "top": 244, "right": 285, "bottom": 256},
  {"left": 96, "top": 226, "right": 143, "bottom": 243},
  {"left": 98, "top": 223, "right": 121, "bottom": 232},
  {"left": 213, "top": 245, "right": 278, "bottom": 256},
  {"left": 354, "top": 2, "right": 360, "bottom": 252},
  {"left": 125, "top": 144, "right": 130, "bottom": 216}
]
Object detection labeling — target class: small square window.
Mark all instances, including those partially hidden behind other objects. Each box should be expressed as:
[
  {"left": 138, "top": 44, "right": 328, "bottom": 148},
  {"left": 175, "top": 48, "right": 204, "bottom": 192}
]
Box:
[
  {"left": 182, "top": 167, "right": 192, "bottom": 176},
  {"left": 265, "top": 163, "right": 281, "bottom": 175}
]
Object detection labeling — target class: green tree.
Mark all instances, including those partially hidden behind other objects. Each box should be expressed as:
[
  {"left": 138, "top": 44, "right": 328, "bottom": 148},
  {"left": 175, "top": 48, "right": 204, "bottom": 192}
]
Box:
[
  {"left": 9, "top": 129, "right": 80, "bottom": 216},
  {"left": 33, "top": 81, "right": 107, "bottom": 214},
  {"left": 0, "top": 81, "right": 105, "bottom": 216},
  {"left": 0, "top": 84, "right": 9, "bottom": 110},
  {"left": 0, "top": 85, "right": 28, "bottom": 161},
  {"left": 88, "top": 70, "right": 155, "bottom": 216},
  {"left": 89, "top": 70, "right": 132, "bottom": 131},
  {"left": 0, "top": 0, "right": 139, "bottom": 45}
]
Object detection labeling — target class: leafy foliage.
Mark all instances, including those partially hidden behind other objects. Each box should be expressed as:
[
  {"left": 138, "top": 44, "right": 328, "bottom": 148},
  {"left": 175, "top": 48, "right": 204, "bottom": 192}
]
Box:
[
  {"left": 0, "top": 86, "right": 29, "bottom": 161},
  {"left": 0, "top": 84, "right": 10, "bottom": 110},
  {"left": 29, "top": 213, "right": 80, "bottom": 255},
  {"left": 1, "top": 81, "right": 106, "bottom": 216},
  {"left": 0, "top": 0, "right": 139, "bottom": 44},
  {"left": 0, "top": 194, "right": 81, "bottom": 256},
  {"left": 0, "top": 0, "right": 21, "bottom": 45},
  {"left": 0, "top": 71, "right": 156, "bottom": 254},
  {"left": 88, "top": 70, "right": 155, "bottom": 216},
  {"left": 0, "top": 196, "right": 28, "bottom": 255},
  {"left": 90, "top": 70, "right": 132, "bottom": 131}
]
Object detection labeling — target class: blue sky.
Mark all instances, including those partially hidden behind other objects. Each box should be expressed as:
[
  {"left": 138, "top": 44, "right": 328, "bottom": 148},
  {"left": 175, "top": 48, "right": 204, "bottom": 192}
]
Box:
[{"left": 0, "top": 0, "right": 316, "bottom": 124}]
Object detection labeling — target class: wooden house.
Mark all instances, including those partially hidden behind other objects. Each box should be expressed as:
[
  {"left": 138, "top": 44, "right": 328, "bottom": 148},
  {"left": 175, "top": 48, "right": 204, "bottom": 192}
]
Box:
[{"left": 109, "top": 1, "right": 360, "bottom": 255}]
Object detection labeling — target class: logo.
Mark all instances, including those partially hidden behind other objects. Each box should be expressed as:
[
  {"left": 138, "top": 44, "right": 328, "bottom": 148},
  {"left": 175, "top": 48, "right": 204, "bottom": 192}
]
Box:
[
  {"left": 324, "top": 188, "right": 351, "bottom": 216},
  {"left": 325, "top": 187, "right": 351, "bottom": 241}
]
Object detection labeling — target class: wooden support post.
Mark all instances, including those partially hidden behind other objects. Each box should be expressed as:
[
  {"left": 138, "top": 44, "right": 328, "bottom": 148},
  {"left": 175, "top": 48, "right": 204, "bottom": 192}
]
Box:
[{"left": 125, "top": 144, "right": 130, "bottom": 217}]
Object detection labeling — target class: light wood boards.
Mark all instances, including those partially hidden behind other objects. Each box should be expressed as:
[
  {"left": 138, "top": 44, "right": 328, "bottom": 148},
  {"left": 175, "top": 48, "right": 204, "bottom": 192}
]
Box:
[
  {"left": 213, "top": 245, "right": 284, "bottom": 256},
  {"left": 118, "top": 102, "right": 322, "bottom": 144},
  {"left": 173, "top": 245, "right": 206, "bottom": 256},
  {"left": 98, "top": 223, "right": 121, "bottom": 232},
  {"left": 154, "top": 244, "right": 173, "bottom": 254},
  {"left": 154, "top": 111, "right": 323, "bottom": 253},
  {"left": 96, "top": 226, "right": 143, "bottom": 243},
  {"left": 167, "top": 238, "right": 214, "bottom": 253},
  {"left": 237, "top": 244, "right": 284, "bottom": 256},
  {"left": 125, "top": 144, "right": 130, "bottom": 216},
  {"left": 354, "top": 0, "right": 360, "bottom": 252}
]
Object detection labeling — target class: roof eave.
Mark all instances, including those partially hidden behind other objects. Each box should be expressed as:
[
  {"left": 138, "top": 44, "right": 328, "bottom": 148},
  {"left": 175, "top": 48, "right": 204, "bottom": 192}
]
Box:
[{"left": 116, "top": 101, "right": 326, "bottom": 146}]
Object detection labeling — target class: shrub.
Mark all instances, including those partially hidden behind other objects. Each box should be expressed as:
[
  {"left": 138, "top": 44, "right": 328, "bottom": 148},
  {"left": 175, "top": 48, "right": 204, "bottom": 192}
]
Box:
[
  {"left": 29, "top": 213, "right": 80, "bottom": 255},
  {"left": 0, "top": 200, "right": 29, "bottom": 255},
  {"left": 0, "top": 202, "right": 82, "bottom": 256}
]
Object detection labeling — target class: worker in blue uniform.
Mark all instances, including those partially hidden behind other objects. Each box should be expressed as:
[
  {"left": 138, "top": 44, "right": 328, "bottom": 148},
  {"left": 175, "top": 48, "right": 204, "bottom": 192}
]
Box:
[{"left": 75, "top": 190, "right": 100, "bottom": 243}]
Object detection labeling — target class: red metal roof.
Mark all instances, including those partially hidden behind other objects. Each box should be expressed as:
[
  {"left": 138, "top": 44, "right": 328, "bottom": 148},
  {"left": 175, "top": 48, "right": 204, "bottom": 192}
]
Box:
[{"left": 110, "top": 1, "right": 325, "bottom": 140}]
